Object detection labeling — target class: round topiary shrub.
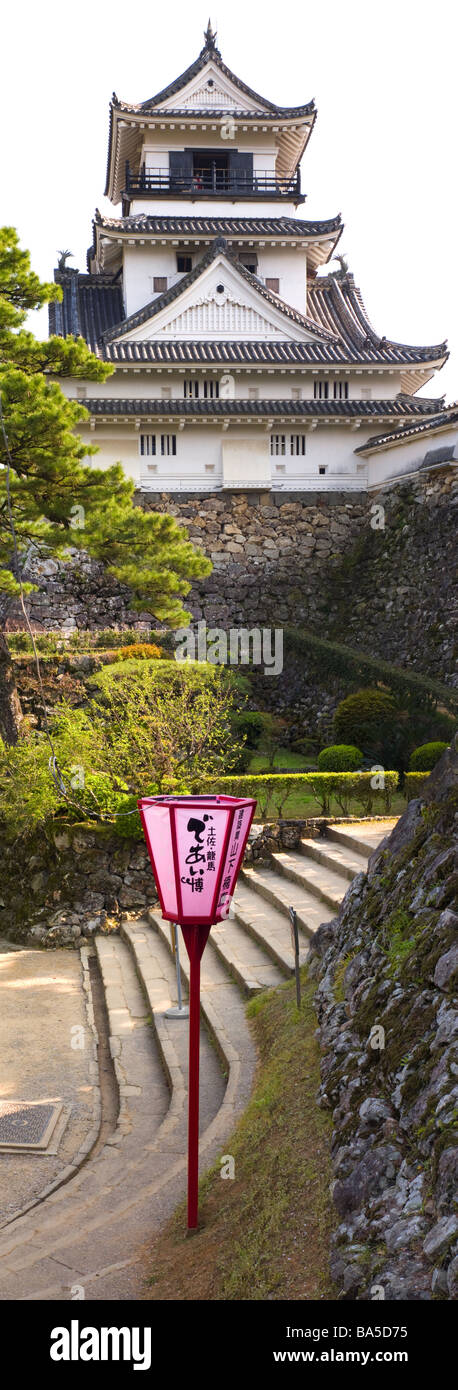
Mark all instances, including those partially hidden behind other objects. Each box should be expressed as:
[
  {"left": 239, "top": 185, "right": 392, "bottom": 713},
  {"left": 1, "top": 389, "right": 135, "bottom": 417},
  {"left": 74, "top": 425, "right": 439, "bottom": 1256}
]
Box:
[
  {"left": 318, "top": 744, "right": 363, "bottom": 771},
  {"left": 234, "top": 710, "right": 265, "bottom": 749},
  {"left": 334, "top": 688, "right": 398, "bottom": 762},
  {"left": 409, "top": 741, "right": 448, "bottom": 771}
]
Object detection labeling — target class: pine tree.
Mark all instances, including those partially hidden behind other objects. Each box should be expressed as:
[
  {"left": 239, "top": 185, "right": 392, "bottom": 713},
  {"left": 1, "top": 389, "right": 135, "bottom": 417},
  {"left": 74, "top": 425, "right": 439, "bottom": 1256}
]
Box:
[{"left": 0, "top": 228, "right": 211, "bottom": 743}]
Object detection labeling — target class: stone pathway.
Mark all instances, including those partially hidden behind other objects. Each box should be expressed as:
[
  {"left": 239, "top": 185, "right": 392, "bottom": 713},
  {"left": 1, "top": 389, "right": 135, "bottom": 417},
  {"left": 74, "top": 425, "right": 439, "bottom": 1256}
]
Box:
[
  {"left": 0, "top": 945, "right": 98, "bottom": 1223},
  {"left": 0, "top": 820, "right": 396, "bottom": 1300}
]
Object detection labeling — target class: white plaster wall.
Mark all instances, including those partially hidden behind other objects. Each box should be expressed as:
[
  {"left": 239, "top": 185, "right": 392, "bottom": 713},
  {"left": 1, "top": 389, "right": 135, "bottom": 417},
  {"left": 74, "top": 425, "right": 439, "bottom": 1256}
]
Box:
[
  {"left": 127, "top": 198, "right": 301, "bottom": 219},
  {"left": 76, "top": 421, "right": 371, "bottom": 490},
  {"left": 366, "top": 427, "right": 458, "bottom": 488},
  {"left": 121, "top": 242, "right": 309, "bottom": 317},
  {"left": 60, "top": 369, "right": 406, "bottom": 403}
]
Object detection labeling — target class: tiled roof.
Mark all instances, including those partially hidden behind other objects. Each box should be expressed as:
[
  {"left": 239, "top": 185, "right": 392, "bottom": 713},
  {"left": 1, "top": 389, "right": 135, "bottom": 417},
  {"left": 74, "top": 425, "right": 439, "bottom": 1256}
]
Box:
[
  {"left": 83, "top": 397, "right": 444, "bottom": 420},
  {"left": 105, "top": 31, "right": 315, "bottom": 199},
  {"left": 97, "top": 240, "right": 447, "bottom": 371},
  {"left": 94, "top": 212, "right": 342, "bottom": 239},
  {"left": 48, "top": 270, "right": 124, "bottom": 352},
  {"left": 307, "top": 273, "right": 447, "bottom": 367},
  {"left": 113, "top": 34, "right": 315, "bottom": 120},
  {"left": 103, "top": 338, "right": 444, "bottom": 368},
  {"left": 100, "top": 237, "right": 336, "bottom": 344},
  {"left": 355, "top": 406, "right": 458, "bottom": 454}
]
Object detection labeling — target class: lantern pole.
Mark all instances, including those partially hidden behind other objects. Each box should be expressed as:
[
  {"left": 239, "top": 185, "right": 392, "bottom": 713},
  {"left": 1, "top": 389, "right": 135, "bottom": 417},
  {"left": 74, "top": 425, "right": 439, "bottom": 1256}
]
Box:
[{"left": 181, "top": 923, "right": 210, "bottom": 1229}]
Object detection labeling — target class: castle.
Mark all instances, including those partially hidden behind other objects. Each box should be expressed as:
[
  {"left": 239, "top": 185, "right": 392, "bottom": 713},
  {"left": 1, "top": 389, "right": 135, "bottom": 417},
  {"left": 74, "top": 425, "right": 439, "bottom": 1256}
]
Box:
[{"left": 50, "top": 22, "right": 456, "bottom": 498}]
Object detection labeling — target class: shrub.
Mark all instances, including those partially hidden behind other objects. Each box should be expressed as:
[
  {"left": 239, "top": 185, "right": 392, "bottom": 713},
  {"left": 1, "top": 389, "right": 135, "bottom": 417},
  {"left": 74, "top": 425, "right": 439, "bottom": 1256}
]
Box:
[
  {"left": 233, "top": 710, "right": 265, "bottom": 749},
  {"left": 409, "top": 741, "right": 448, "bottom": 771},
  {"left": 113, "top": 643, "right": 163, "bottom": 662},
  {"left": 197, "top": 771, "right": 398, "bottom": 820},
  {"left": 318, "top": 744, "right": 363, "bottom": 771},
  {"left": 404, "top": 771, "right": 431, "bottom": 799}
]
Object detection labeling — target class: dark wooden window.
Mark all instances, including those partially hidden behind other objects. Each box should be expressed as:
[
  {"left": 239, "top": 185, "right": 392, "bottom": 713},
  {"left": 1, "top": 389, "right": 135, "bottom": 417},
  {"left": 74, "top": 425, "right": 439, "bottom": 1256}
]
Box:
[
  {"left": 238, "top": 252, "right": 258, "bottom": 274},
  {"left": 184, "top": 380, "right": 199, "bottom": 398},
  {"left": 290, "top": 435, "right": 306, "bottom": 456},
  {"left": 333, "top": 380, "right": 349, "bottom": 400},
  {"left": 314, "top": 380, "right": 329, "bottom": 400},
  {"left": 265, "top": 277, "right": 280, "bottom": 294},
  {"left": 161, "top": 434, "right": 176, "bottom": 457},
  {"left": 203, "top": 380, "right": 219, "bottom": 399},
  {"left": 177, "top": 255, "right": 193, "bottom": 273},
  {"left": 140, "top": 435, "right": 156, "bottom": 456},
  {"left": 270, "top": 434, "right": 286, "bottom": 456},
  {"left": 153, "top": 276, "right": 167, "bottom": 293}
]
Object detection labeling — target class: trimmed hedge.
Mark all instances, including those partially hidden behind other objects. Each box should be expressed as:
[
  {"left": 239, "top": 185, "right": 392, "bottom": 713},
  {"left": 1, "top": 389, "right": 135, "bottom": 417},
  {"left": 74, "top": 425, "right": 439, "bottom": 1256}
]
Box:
[
  {"left": 197, "top": 771, "right": 399, "bottom": 819},
  {"left": 404, "top": 771, "right": 431, "bottom": 799},
  {"left": 318, "top": 744, "right": 363, "bottom": 771},
  {"left": 409, "top": 742, "right": 448, "bottom": 771}
]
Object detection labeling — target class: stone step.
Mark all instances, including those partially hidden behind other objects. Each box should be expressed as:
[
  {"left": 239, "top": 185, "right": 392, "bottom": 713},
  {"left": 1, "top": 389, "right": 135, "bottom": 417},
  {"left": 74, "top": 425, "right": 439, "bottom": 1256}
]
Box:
[
  {"left": 232, "top": 880, "right": 309, "bottom": 976},
  {"left": 120, "top": 920, "right": 225, "bottom": 1135},
  {"left": 95, "top": 935, "right": 170, "bottom": 1145},
  {"left": 240, "top": 864, "right": 336, "bottom": 938},
  {"left": 148, "top": 911, "right": 257, "bottom": 1087},
  {"left": 209, "top": 917, "right": 285, "bottom": 996},
  {"left": 299, "top": 835, "right": 369, "bottom": 882},
  {"left": 270, "top": 849, "right": 347, "bottom": 911},
  {"left": 0, "top": 922, "right": 257, "bottom": 1301},
  {"left": 327, "top": 819, "right": 398, "bottom": 858}
]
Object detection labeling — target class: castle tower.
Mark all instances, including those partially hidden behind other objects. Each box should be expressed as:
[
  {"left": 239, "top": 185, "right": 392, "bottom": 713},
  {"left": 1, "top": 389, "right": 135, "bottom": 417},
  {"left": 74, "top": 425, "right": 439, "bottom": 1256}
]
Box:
[{"left": 51, "top": 23, "right": 448, "bottom": 496}]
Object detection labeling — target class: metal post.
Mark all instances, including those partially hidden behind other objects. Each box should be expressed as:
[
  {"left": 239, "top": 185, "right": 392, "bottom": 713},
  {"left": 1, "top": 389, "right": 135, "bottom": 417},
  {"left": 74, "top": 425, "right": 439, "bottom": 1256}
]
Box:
[
  {"left": 289, "top": 906, "right": 301, "bottom": 1009},
  {"left": 165, "top": 924, "right": 189, "bottom": 1019}
]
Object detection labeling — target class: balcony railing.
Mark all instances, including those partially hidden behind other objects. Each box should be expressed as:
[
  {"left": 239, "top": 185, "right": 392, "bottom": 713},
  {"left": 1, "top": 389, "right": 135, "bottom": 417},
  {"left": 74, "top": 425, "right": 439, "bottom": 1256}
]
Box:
[{"left": 124, "top": 163, "right": 302, "bottom": 198}]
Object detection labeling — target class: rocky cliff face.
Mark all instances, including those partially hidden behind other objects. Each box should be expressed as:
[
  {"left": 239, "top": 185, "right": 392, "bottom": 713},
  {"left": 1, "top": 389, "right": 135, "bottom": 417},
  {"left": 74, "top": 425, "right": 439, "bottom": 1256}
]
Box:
[{"left": 309, "top": 739, "right": 458, "bottom": 1300}]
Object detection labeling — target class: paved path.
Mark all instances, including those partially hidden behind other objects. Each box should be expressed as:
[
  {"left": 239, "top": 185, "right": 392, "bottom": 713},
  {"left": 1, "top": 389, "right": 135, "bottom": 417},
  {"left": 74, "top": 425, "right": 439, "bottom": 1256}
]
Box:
[{"left": 0, "top": 945, "right": 98, "bottom": 1223}]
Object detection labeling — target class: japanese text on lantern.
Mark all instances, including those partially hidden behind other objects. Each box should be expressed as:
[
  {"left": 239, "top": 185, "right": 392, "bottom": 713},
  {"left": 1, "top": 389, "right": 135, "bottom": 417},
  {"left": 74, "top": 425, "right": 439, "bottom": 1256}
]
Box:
[{"left": 180, "top": 814, "right": 214, "bottom": 893}]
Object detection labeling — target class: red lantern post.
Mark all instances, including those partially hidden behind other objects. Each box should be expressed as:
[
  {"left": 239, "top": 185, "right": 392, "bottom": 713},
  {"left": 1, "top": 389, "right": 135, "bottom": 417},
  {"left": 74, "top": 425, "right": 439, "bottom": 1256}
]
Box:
[{"left": 138, "top": 794, "right": 256, "bottom": 1229}]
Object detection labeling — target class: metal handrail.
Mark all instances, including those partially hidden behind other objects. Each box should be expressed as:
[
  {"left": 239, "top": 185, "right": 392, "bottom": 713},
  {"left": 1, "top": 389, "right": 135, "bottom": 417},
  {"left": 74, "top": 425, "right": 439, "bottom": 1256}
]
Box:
[{"left": 125, "top": 162, "right": 301, "bottom": 196}]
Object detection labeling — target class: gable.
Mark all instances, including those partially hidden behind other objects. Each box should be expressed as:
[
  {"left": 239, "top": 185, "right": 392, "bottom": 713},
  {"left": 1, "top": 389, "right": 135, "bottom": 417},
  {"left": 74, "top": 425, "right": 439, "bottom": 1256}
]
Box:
[
  {"left": 156, "top": 61, "right": 270, "bottom": 115},
  {"left": 117, "top": 257, "right": 331, "bottom": 344}
]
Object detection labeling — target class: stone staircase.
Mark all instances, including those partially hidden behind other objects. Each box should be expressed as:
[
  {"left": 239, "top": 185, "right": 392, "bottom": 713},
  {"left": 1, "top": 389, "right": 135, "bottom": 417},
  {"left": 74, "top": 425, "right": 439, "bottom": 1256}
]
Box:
[{"left": 0, "top": 819, "right": 395, "bottom": 1301}]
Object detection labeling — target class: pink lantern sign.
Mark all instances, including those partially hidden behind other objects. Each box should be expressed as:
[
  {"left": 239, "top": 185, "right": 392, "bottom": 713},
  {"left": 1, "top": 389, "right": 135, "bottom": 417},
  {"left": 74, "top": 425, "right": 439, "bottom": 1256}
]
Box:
[
  {"left": 138, "top": 793, "right": 256, "bottom": 1229},
  {"left": 138, "top": 795, "right": 256, "bottom": 926}
]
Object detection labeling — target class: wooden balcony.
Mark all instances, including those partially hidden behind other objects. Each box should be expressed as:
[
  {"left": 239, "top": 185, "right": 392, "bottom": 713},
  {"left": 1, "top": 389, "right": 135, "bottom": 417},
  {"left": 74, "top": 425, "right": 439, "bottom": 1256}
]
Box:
[{"left": 124, "top": 163, "right": 303, "bottom": 201}]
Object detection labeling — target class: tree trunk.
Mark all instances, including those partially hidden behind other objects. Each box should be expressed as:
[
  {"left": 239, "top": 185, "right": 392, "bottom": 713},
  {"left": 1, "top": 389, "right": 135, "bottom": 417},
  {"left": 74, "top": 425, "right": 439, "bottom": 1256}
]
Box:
[{"left": 0, "top": 630, "right": 23, "bottom": 744}]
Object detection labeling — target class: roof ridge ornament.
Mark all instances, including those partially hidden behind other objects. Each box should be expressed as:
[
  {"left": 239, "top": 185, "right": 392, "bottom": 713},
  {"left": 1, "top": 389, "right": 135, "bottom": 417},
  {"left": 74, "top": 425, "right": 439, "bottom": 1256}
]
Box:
[
  {"left": 201, "top": 17, "right": 219, "bottom": 55},
  {"left": 203, "top": 18, "right": 218, "bottom": 51}
]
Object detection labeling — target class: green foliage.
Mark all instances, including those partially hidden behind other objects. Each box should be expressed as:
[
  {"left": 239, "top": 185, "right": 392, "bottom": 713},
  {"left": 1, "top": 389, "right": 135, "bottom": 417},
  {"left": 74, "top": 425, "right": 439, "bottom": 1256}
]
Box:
[
  {"left": 409, "top": 742, "right": 448, "bottom": 771},
  {"left": 382, "top": 909, "right": 417, "bottom": 976},
  {"left": 404, "top": 771, "right": 431, "bottom": 800},
  {"left": 0, "top": 661, "right": 247, "bottom": 836},
  {"left": 111, "top": 642, "right": 163, "bottom": 662},
  {"left": 285, "top": 626, "right": 458, "bottom": 715},
  {"left": 318, "top": 744, "right": 363, "bottom": 771},
  {"left": 233, "top": 710, "right": 265, "bottom": 749},
  {"left": 333, "top": 687, "right": 406, "bottom": 766},
  {"left": 198, "top": 770, "right": 399, "bottom": 819},
  {"left": 0, "top": 227, "right": 212, "bottom": 686}
]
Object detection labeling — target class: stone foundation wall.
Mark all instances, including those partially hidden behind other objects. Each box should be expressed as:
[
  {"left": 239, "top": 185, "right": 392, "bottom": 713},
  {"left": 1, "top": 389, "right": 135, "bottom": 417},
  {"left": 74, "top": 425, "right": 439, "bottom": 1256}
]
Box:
[
  {"left": 6, "top": 469, "right": 457, "bottom": 687},
  {"left": 0, "top": 825, "right": 158, "bottom": 947}
]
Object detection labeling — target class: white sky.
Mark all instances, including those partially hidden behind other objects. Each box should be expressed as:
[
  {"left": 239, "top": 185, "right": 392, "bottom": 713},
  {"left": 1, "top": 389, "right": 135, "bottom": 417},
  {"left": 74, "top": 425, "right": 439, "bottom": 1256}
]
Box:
[{"left": 2, "top": 0, "right": 457, "bottom": 400}]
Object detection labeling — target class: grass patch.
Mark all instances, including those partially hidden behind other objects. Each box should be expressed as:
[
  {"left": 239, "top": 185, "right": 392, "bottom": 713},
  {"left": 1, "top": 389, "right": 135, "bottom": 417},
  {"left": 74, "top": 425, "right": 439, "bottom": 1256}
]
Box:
[
  {"left": 142, "top": 971, "right": 335, "bottom": 1302},
  {"left": 248, "top": 748, "right": 314, "bottom": 772}
]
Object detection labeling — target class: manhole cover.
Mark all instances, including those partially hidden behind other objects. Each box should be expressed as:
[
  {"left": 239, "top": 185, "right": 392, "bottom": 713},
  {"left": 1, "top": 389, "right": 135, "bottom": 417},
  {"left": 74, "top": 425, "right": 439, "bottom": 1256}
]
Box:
[{"left": 0, "top": 1100, "right": 64, "bottom": 1152}]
